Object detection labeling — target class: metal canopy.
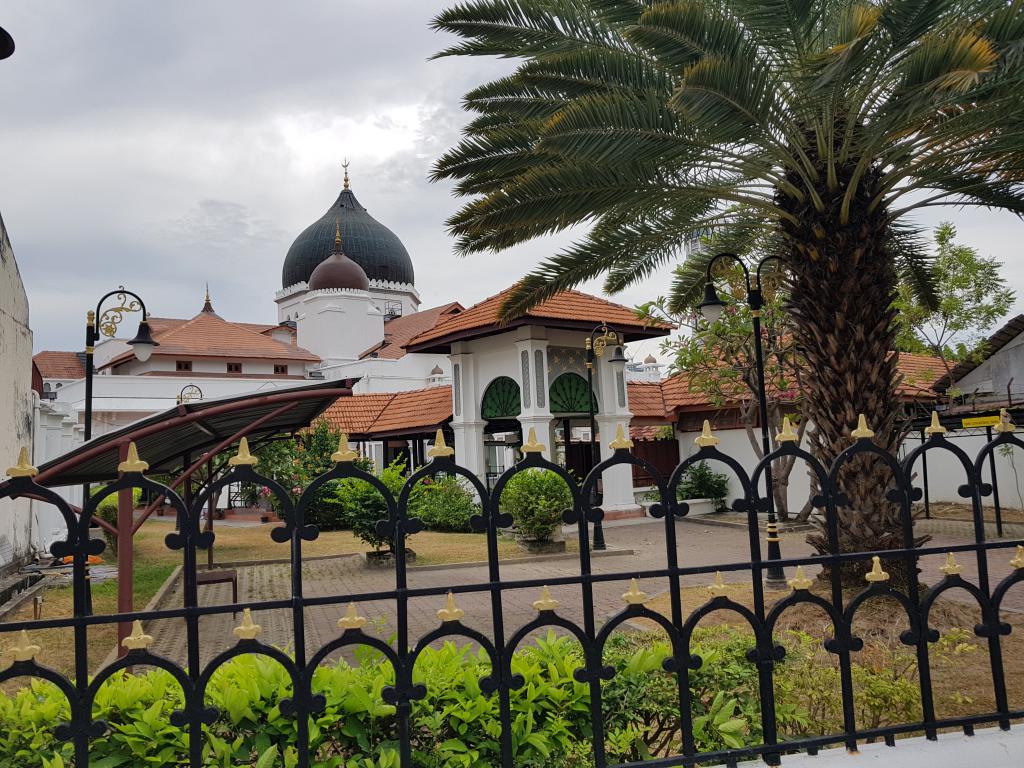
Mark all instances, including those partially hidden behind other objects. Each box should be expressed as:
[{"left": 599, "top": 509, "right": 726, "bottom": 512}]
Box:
[{"left": 26, "top": 379, "right": 354, "bottom": 487}]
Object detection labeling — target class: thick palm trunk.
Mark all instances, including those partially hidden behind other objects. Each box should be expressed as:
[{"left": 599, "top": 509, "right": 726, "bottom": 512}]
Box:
[{"left": 777, "top": 170, "right": 927, "bottom": 586}]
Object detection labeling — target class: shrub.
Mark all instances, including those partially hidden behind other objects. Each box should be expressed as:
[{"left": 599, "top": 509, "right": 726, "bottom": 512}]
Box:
[
  {"left": 413, "top": 474, "right": 479, "bottom": 533},
  {"left": 94, "top": 488, "right": 142, "bottom": 555},
  {"left": 677, "top": 461, "right": 729, "bottom": 511},
  {"left": 500, "top": 469, "right": 572, "bottom": 541}
]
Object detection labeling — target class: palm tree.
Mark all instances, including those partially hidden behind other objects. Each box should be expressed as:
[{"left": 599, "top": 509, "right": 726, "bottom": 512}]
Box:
[{"left": 431, "top": 0, "right": 1024, "bottom": 575}]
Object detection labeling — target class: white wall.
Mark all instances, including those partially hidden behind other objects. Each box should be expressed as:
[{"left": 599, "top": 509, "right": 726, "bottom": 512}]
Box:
[
  {"left": 0, "top": 212, "right": 36, "bottom": 573},
  {"left": 320, "top": 351, "right": 450, "bottom": 394},
  {"left": 955, "top": 330, "right": 1024, "bottom": 398},
  {"left": 296, "top": 287, "right": 385, "bottom": 367}
]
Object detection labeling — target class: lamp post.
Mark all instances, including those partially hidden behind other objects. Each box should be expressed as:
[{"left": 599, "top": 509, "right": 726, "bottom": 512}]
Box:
[
  {"left": 585, "top": 323, "right": 628, "bottom": 552},
  {"left": 699, "top": 254, "right": 787, "bottom": 586}
]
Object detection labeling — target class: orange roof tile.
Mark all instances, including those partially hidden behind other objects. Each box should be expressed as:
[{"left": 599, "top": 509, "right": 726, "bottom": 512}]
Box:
[
  {"left": 102, "top": 312, "right": 319, "bottom": 369},
  {"left": 625, "top": 381, "right": 668, "bottom": 419},
  {"left": 360, "top": 302, "right": 464, "bottom": 360},
  {"left": 406, "top": 288, "right": 671, "bottom": 352},
  {"left": 322, "top": 392, "right": 394, "bottom": 435},
  {"left": 33, "top": 351, "right": 85, "bottom": 379},
  {"left": 320, "top": 386, "right": 454, "bottom": 437}
]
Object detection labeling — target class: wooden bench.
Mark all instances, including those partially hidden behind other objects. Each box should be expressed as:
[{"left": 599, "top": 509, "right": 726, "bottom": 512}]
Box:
[{"left": 196, "top": 569, "right": 238, "bottom": 612}]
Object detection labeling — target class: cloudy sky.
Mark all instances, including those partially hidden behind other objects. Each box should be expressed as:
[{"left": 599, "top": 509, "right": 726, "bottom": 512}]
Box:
[{"left": 2, "top": 1, "right": 1023, "bottom": 360}]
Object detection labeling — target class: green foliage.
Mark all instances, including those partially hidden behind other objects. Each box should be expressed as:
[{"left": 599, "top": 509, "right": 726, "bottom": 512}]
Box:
[
  {"left": 0, "top": 626, "right": 979, "bottom": 767},
  {"left": 94, "top": 488, "right": 142, "bottom": 555},
  {"left": 677, "top": 462, "right": 729, "bottom": 510},
  {"left": 893, "top": 222, "right": 1015, "bottom": 364},
  {"left": 414, "top": 475, "right": 480, "bottom": 533},
  {"left": 500, "top": 469, "right": 572, "bottom": 541},
  {"left": 247, "top": 421, "right": 346, "bottom": 509}
]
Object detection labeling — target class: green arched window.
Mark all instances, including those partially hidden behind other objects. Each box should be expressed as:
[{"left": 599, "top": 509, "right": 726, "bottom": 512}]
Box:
[
  {"left": 549, "top": 373, "right": 598, "bottom": 416},
  {"left": 481, "top": 376, "right": 522, "bottom": 420}
]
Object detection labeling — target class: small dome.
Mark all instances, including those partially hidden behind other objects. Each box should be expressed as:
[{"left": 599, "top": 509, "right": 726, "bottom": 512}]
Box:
[
  {"left": 430, "top": 365, "right": 443, "bottom": 376},
  {"left": 644, "top": 354, "right": 658, "bottom": 365},
  {"left": 308, "top": 228, "right": 370, "bottom": 291}
]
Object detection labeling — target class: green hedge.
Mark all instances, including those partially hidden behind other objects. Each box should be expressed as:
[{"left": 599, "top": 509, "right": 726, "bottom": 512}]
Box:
[
  {"left": 0, "top": 624, "right": 952, "bottom": 767},
  {"left": 500, "top": 469, "right": 571, "bottom": 540}
]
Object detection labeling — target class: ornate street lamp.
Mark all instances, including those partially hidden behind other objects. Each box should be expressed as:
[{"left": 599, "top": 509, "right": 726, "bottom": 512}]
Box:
[
  {"left": 699, "top": 253, "right": 787, "bottom": 586},
  {"left": 84, "top": 287, "right": 157, "bottom": 442},
  {"left": 585, "top": 324, "right": 627, "bottom": 551},
  {"left": 0, "top": 25, "right": 14, "bottom": 60}
]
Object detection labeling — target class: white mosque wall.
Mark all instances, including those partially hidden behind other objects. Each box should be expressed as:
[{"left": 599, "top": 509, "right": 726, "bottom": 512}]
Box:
[
  {"left": 296, "top": 288, "right": 385, "bottom": 366},
  {"left": 111, "top": 356, "right": 307, "bottom": 377},
  {"left": 0, "top": 213, "right": 36, "bottom": 573}
]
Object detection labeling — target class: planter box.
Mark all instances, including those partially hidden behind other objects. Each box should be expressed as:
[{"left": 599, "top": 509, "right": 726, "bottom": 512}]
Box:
[
  {"left": 680, "top": 498, "right": 721, "bottom": 517},
  {"left": 364, "top": 549, "right": 418, "bottom": 569},
  {"left": 517, "top": 538, "right": 566, "bottom": 555}
]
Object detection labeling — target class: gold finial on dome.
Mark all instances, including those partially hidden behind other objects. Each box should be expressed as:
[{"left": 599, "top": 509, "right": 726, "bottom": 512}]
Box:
[
  {"left": 925, "top": 411, "right": 947, "bottom": 437},
  {"left": 437, "top": 591, "right": 465, "bottom": 623},
  {"left": 695, "top": 420, "right": 720, "bottom": 448},
  {"left": 338, "top": 603, "right": 368, "bottom": 631},
  {"left": 6, "top": 447, "right": 37, "bottom": 478},
  {"left": 122, "top": 620, "right": 154, "bottom": 651},
  {"left": 334, "top": 216, "right": 342, "bottom": 249},
  {"left": 428, "top": 429, "right": 455, "bottom": 459},
  {"left": 533, "top": 586, "right": 559, "bottom": 612},
  {"left": 233, "top": 608, "right": 262, "bottom": 641},
  {"left": 864, "top": 556, "right": 890, "bottom": 583},
  {"left": 851, "top": 414, "right": 875, "bottom": 440},
  {"left": 118, "top": 442, "right": 149, "bottom": 474},
  {"left": 332, "top": 433, "right": 360, "bottom": 463},
  {"left": 343, "top": 158, "right": 351, "bottom": 190},
  {"left": 228, "top": 437, "right": 259, "bottom": 467}
]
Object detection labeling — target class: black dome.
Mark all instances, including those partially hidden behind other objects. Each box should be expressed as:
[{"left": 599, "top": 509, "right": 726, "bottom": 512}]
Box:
[{"left": 283, "top": 185, "right": 414, "bottom": 289}]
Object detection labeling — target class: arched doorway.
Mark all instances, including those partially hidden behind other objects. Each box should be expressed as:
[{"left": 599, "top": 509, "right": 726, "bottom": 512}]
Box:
[
  {"left": 480, "top": 376, "right": 522, "bottom": 488},
  {"left": 549, "top": 373, "right": 598, "bottom": 479}
]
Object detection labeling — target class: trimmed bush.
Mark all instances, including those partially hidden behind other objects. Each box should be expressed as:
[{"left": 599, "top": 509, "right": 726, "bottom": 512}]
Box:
[
  {"left": 677, "top": 461, "right": 729, "bottom": 511},
  {"left": 500, "top": 468, "right": 572, "bottom": 541},
  {"left": 413, "top": 474, "right": 479, "bottom": 533}
]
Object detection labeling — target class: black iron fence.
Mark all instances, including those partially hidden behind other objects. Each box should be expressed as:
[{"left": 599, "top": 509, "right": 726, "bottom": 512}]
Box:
[{"left": 2, "top": 421, "right": 1024, "bottom": 767}]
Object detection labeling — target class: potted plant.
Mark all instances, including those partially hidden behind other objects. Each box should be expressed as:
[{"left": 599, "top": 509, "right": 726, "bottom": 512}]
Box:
[
  {"left": 677, "top": 461, "right": 729, "bottom": 516},
  {"left": 501, "top": 469, "right": 572, "bottom": 554}
]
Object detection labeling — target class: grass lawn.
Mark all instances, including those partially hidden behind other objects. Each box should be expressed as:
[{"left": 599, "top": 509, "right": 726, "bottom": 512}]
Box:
[{"left": 2, "top": 520, "right": 572, "bottom": 683}]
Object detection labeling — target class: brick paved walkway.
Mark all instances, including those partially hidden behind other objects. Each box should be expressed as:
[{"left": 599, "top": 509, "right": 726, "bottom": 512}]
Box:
[{"left": 142, "top": 519, "right": 1024, "bottom": 668}]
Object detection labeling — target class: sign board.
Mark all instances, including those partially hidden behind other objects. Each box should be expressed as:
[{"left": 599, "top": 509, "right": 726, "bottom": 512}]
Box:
[{"left": 961, "top": 415, "right": 1002, "bottom": 428}]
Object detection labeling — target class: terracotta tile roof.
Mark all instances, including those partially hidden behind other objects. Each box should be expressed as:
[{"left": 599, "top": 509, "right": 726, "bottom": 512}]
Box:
[
  {"left": 625, "top": 381, "right": 668, "bottom": 419},
  {"left": 102, "top": 312, "right": 319, "bottom": 369},
  {"left": 406, "top": 287, "right": 672, "bottom": 352},
  {"left": 320, "top": 386, "right": 454, "bottom": 437},
  {"left": 33, "top": 351, "right": 85, "bottom": 379},
  {"left": 360, "top": 302, "right": 464, "bottom": 360},
  {"left": 322, "top": 392, "right": 394, "bottom": 435}
]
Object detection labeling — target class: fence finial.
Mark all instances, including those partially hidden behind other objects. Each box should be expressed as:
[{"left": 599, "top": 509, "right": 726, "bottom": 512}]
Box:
[
  {"left": 5, "top": 447, "right": 37, "bottom": 478},
  {"left": 1011, "top": 545, "right": 1024, "bottom": 570},
  {"left": 707, "top": 571, "right": 729, "bottom": 597},
  {"left": 427, "top": 429, "right": 455, "bottom": 459},
  {"left": 228, "top": 437, "right": 259, "bottom": 467},
  {"left": 437, "top": 591, "right": 465, "bottom": 622},
  {"left": 924, "top": 411, "right": 947, "bottom": 437},
  {"left": 122, "top": 620, "right": 154, "bottom": 651},
  {"left": 775, "top": 417, "right": 798, "bottom": 443},
  {"left": 996, "top": 407, "right": 1016, "bottom": 433},
  {"left": 8, "top": 630, "right": 40, "bottom": 663},
  {"left": 695, "top": 420, "right": 720, "bottom": 448},
  {"left": 332, "top": 433, "right": 359, "bottom": 463},
  {"left": 787, "top": 566, "right": 813, "bottom": 591},
  {"left": 233, "top": 608, "right": 262, "bottom": 640},
  {"left": 623, "top": 578, "right": 649, "bottom": 605},
  {"left": 864, "top": 556, "right": 890, "bottom": 583},
  {"left": 940, "top": 552, "right": 962, "bottom": 576},
  {"left": 533, "top": 585, "right": 559, "bottom": 612},
  {"left": 338, "top": 603, "right": 367, "bottom": 631},
  {"left": 609, "top": 424, "right": 634, "bottom": 451},
  {"left": 851, "top": 414, "right": 874, "bottom": 440},
  {"left": 117, "top": 442, "right": 149, "bottom": 473},
  {"left": 521, "top": 428, "right": 546, "bottom": 454}
]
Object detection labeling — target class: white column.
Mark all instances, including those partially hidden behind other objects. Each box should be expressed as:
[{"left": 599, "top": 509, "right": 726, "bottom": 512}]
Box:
[
  {"left": 515, "top": 335, "right": 554, "bottom": 461},
  {"left": 594, "top": 349, "right": 637, "bottom": 512},
  {"left": 449, "top": 345, "right": 487, "bottom": 477}
]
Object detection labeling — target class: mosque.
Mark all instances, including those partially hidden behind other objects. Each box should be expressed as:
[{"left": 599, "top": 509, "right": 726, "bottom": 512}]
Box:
[{"left": 33, "top": 164, "right": 674, "bottom": 518}]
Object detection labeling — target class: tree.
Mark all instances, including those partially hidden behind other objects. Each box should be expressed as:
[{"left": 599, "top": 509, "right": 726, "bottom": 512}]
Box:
[
  {"left": 432, "top": 0, "right": 1024, "bottom": 575},
  {"left": 639, "top": 251, "right": 814, "bottom": 523},
  {"left": 894, "top": 221, "right": 1015, "bottom": 387}
]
